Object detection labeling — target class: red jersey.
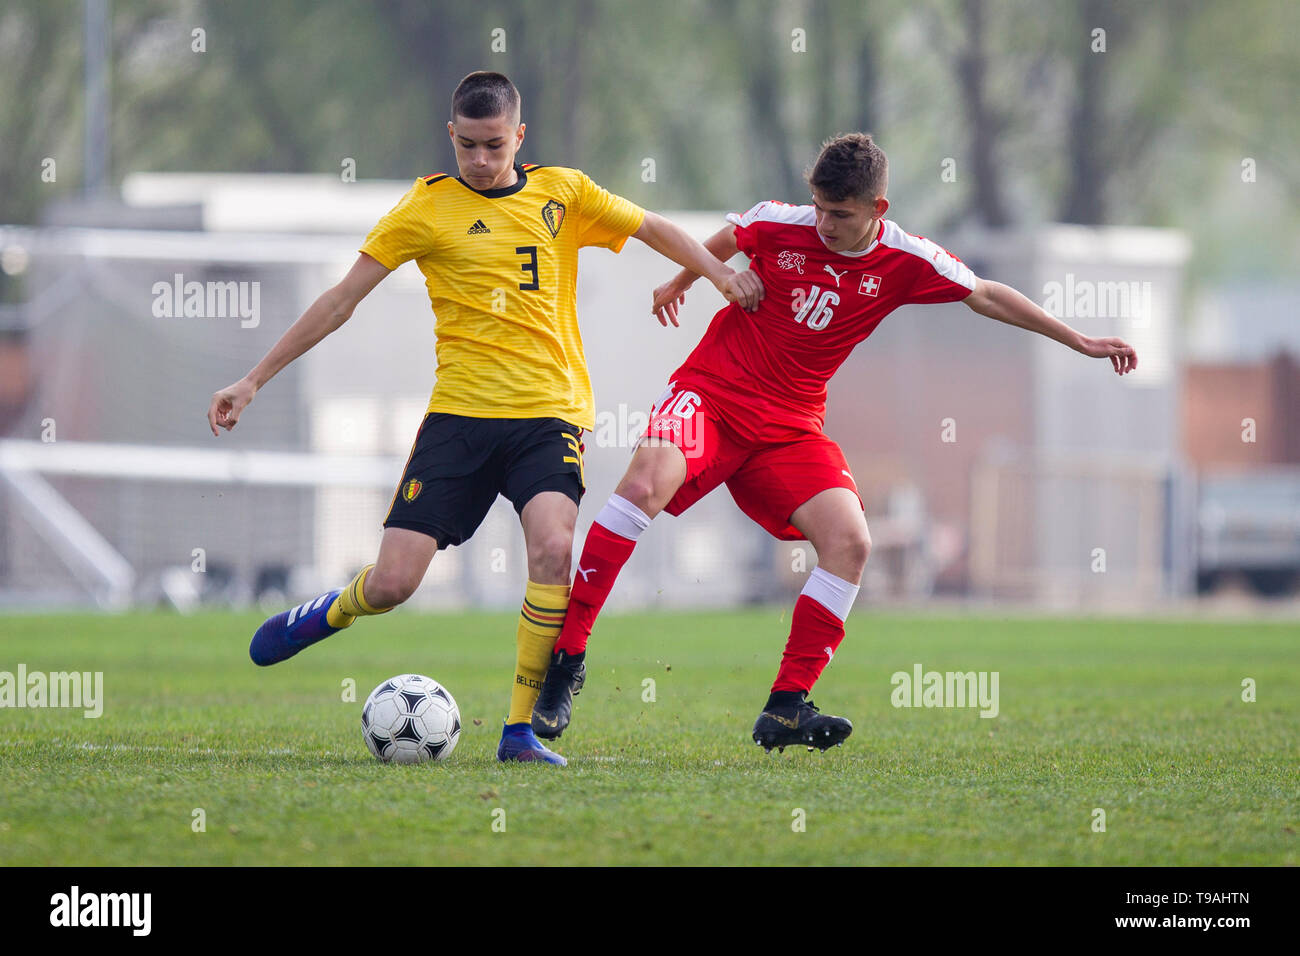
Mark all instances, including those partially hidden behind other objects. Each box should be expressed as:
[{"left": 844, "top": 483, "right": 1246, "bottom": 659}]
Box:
[{"left": 672, "top": 201, "right": 977, "bottom": 441}]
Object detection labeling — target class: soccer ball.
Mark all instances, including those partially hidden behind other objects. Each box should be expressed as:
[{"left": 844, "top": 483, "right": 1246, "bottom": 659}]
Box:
[{"left": 361, "top": 674, "right": 461, "bottom": 764}]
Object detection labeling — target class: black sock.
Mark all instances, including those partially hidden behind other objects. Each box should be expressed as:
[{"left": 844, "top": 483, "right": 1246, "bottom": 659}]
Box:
[{"left": 764, "top": 689, "right": 806, "bottom": 710}]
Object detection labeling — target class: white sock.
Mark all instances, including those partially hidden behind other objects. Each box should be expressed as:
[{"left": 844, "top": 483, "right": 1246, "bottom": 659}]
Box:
[
  {"left": 802, "top": 566, "right": 860, "bottom": 622},
  {"left": 595, "top": 494, "right": 652, "bottom": 541}
]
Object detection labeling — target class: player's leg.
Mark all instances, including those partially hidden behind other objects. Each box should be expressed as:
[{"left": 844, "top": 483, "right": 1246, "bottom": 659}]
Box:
[
  {"left": 249, "top": 412, "right": 488, "bottom": 666},
  {"left": 346, "top": 525, "right": 441, "bottom": 609},
  {"left": 527, "top": 438, "right": 685, "bottom": 740},
  {"left": 551, "top": 380, "right": 713, "bottom": 661},
  {"left": 494, "top": 421, "right": 588, "bottom": 765},
  {"left": 496, "top": 490, "right": 578, "bottom": 764},
  {"left": 778, "top": 486, "right": 870, "bottom": 693},
  {"left": 534, "top": 382, "right": 736, "bottom": 738},
  {"left": 556, "top": 438, "right": 686, "bottom": 647},
  {"left": 724, "top": 438, "right": 867, "bottom": 751},
  {"left": 248, "top": 527, "right": 437, "bottom": 666},
  {"left": 752, "top": 488, "right": 868, "bottom": 752}
]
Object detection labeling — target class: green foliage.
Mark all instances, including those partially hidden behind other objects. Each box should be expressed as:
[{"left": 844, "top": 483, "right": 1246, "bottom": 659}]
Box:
[{"left": 1, "top": 0, "right": 1297, "bottom": 278}]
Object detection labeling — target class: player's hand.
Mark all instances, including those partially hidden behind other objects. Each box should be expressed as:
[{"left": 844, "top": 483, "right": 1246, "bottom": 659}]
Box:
[
  {"left": 717, "top": 268, "right": 764, "bottom": 313},
  {"left": 1080, "top": 336, "right": 1138, "bottom": 375},
  {"left": 208, "top": 378, "right": 257, "bottom": 435},
  {"left": 651, "top": 275, "right": 694, "bottom": 327}
]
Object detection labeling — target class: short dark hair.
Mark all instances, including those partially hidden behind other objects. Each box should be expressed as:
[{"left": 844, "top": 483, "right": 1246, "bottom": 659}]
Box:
[
  {"left": 450, "top": 71, "right": 521, "bottom": 123},
  {"left": 808, "top": 133, "right": 888, "bottom": 203}
]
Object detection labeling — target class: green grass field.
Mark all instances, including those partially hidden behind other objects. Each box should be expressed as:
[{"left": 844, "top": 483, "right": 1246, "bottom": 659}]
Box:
[{"left": 0, "top": 609, "right": 1295, "bottom": 865}]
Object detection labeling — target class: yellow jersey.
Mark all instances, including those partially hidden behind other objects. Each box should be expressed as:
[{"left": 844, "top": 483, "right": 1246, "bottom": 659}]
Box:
[{"left": 360, "top": 162, "right": 646, "bottom": 431}]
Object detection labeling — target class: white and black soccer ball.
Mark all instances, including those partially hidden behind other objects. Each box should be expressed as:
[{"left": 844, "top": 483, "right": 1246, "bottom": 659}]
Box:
[{"left": 361, "top": 674, "right": 461, "bottom": 764}]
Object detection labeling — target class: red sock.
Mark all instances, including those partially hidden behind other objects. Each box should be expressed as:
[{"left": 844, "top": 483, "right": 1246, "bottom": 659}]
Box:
[
  {"left": 771, "top": 595, "right": 847, "bottom": 694},
  {"left": 555, "top": 522, "right": 637, "bottom": 654}
]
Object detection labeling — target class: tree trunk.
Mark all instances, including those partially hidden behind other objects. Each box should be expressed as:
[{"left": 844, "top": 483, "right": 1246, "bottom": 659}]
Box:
[
  {"left": 958, "top": 0, "right": 1010, "bottom": 227},
  {"left": 1059, "top": 0, "right": 1107, "bottom": 224}
]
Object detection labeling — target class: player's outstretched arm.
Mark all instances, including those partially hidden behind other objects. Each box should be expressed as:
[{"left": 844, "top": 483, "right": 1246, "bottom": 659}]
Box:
[
  {"left": 649, "top": 225, "right": 742, "bottom": 327},
  {"left": 633, "top": 212, "right": 763, "bottom": 318},
  {"left": 207, "top": 253, "right": 392, "bottom": 435},
  {"left": 963, "top": 278, "right": 1138, "bottom": 376}
]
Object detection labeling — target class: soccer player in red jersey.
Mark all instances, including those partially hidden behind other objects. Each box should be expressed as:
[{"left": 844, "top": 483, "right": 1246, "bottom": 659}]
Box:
[{"left": 531, "top": 133, "right": 1139, "bottom": 752}]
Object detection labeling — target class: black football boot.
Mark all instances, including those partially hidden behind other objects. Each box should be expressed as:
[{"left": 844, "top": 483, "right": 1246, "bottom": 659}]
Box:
[
  {"left": 752, "top": 690, "right": 853, "bottom": 753},
  {"left": 531, "top": 649, "right": 586, "bottom": 740}
]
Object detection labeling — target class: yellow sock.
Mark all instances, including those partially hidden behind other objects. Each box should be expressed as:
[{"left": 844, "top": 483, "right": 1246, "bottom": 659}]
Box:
[
  {"left": 507, "top": 580, "right": 571, "bottom": 725},
  {"left": 326, "top": 564, "right": 394, "bottom": 629}
]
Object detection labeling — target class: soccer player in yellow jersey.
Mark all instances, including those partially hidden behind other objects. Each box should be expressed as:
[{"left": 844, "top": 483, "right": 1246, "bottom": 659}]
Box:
[{"left": 206, "top": 71, "right": 762, "bottom": 765}]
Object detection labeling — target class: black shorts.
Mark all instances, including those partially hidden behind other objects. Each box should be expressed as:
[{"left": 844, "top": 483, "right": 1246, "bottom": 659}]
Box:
[{"left": 383, "top": 413, "right": 586, "bottom": 549}]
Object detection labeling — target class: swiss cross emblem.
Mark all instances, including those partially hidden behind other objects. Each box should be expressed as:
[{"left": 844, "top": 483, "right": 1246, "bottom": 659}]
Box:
[{"left": 858, "top": 274, "right": 882, "bottom": 297}]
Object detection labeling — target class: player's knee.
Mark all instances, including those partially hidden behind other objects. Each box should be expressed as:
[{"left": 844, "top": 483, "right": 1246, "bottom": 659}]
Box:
[
  {"left": 527, "top": 531, "right": 574, "bottom": 581},
  {"left": 851, "top": 526, "right": 872, "bottom": 570},
  {"left": 832, "top": 525, "right": 871, "bottom": 576},
  {"left": 363, "top": 566, "right": 418, "bottom": 608},
  {"left": 614, "top": 475, "right": 660, "bottom": 515}
]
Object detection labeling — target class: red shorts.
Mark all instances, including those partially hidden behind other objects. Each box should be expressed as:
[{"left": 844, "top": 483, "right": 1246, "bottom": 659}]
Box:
[{"left": 643, "top": 378, "right": 863, "bottom": 540}]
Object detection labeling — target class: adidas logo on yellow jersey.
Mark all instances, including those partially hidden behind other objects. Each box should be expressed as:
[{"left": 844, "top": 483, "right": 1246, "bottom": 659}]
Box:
[{"left": 466, "top": 219, "right": 491, "bottom": 235}]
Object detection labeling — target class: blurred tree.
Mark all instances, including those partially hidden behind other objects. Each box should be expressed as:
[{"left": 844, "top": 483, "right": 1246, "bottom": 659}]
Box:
[
  {"left": 0, "top": 0, "right": 1295, "bottom": 283},
  {"left": 722, "top": 0, "right": 801, "bottom": 199},
  {"left": 0, "top": 2, "right": 92, "bottom": 222},
  {"left": 955, "top": 0, "right": 1011, "bottom": 227},
  {"left": 1055, "top": 0, "right": 1187, "bottom": 225},
  {"left": 806, "top": 0, "right": 885, "bottom": 151}
]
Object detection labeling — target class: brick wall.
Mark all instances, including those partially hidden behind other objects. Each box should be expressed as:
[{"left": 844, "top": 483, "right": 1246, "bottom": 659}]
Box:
[{"left": 1183, "top": 351, "right": 1300, "bottom": 468}]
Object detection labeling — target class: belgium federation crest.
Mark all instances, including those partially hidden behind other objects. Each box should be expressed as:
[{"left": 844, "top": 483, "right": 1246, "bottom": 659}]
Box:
[
  {"left": 541, "top": 199, "right": 566, "bottom": 238},
  {"left": 402, "top": 479, "right": 423, "bottom": 503}
]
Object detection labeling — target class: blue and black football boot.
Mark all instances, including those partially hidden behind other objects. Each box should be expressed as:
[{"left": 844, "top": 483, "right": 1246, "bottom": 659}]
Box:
[
  {"left": 249, "top": 590, "right": 350, "bottom": 666},
  {"left": 497, "top": 722, "right": 568, "bottom": 766}
]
